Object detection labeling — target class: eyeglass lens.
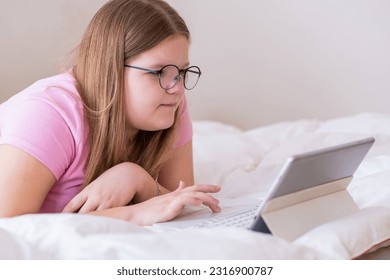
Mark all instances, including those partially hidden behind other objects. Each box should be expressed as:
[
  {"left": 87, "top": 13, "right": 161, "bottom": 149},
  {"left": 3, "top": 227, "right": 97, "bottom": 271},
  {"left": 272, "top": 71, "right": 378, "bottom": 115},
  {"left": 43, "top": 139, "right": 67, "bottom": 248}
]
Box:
[{"left": 159, "top": 65, "right": 201, "bottom": 90}]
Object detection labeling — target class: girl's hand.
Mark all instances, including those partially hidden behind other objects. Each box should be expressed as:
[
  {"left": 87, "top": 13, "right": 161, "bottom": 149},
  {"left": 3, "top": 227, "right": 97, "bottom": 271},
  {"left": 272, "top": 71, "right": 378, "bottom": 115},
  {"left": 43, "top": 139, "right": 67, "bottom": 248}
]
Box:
[
  {"left": 128, "top": 181, "right": 221, "bottom": 226},
  {"left": 62, "top": 162, "right": 149, "bottom": 213}
]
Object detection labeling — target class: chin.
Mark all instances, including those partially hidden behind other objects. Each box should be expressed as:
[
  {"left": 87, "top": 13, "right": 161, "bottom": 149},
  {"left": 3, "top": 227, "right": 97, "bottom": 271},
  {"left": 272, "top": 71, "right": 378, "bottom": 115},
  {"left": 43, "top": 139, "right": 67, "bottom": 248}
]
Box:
[
  {"left": 159, "top": 120, "right": 175, "bottom": 130},
  {"left": 150, "top": 118, "right": 175, "bottom": 131}
]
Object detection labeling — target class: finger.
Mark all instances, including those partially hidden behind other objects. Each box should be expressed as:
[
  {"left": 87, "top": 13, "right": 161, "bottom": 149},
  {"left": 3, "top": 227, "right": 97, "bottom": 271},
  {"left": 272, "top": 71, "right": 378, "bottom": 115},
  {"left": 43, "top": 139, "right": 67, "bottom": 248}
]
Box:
[
  {"left": 157, "top": 196, "right": 203, "bottom": 222},
  {"left": 171, "top": 196, "right": 203, "bottom": 209},
  {"left": 184, "top": 184, "right": 221, "bottom": 194},
  {"left": 62, "top": 193, "right": 88, "bottom": 213},
  {"left": 182, "top": 192, "right": 221, "bottom": 212},
  {"left": 202, "top": 201, "right": 222, "bottom": 213},
  {"left": 95, "top": 201, "right": 114, "bottom": 211},
  {"left": 182, "top": 195, "right": 220, "bottom": 213},
  {"left": 160, "top": 194, "right": 220, "bottom": 222},
  {"left": 177, "top": 180, "right": 186, "bottom": 190},
  {"left": 200, "top": 197, "right": 221, "bottom": 213},
  {"left": 78, "top": 198, "right": 99, "bottom": 214}
]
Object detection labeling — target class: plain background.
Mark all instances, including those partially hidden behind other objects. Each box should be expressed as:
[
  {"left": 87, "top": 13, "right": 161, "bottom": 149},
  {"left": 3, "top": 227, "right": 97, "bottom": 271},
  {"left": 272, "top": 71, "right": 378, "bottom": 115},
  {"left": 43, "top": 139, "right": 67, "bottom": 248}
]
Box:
[{"left": 1, "top": 0, "right": 389, "bottom": 129}]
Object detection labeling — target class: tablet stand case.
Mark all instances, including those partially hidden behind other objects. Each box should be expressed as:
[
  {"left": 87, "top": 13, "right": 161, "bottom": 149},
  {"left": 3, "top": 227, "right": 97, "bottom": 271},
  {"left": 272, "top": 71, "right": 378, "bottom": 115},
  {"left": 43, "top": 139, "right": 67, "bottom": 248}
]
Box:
[{"left": 260, "top": 176, "right": 359, "bottom": 241}]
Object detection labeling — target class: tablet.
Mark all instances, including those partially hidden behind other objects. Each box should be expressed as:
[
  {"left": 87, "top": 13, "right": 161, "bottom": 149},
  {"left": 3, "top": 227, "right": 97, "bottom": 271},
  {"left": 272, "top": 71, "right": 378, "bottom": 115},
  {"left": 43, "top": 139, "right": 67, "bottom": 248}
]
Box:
[{"left": 250, "top": 137, "right": 375, "bottom": 240}]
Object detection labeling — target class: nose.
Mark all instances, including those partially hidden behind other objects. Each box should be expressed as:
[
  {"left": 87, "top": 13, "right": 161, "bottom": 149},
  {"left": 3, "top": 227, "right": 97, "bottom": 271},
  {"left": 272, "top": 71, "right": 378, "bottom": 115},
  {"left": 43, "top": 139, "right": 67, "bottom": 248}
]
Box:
[{"left": 165, "top": 75, "right": 185, "bottom": 95}]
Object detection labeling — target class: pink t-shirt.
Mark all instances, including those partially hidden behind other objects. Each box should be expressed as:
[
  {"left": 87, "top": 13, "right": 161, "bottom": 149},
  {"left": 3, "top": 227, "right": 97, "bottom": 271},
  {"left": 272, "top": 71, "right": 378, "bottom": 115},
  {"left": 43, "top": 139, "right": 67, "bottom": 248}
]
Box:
[{"left": 0, "top": 72, "right": 192, "bottom": 213}]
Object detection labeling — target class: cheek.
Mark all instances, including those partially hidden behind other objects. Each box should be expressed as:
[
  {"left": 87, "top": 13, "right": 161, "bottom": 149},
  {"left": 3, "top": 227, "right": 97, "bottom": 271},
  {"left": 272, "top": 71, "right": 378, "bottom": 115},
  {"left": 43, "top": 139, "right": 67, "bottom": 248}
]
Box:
[
  {"left": 123, "top": 80, "right": 177, "bottom": 131},
  {"left": 124, "top": 83, "right": 161, "bottom": 129},
  {"left": 124, "top": 86, "right": 148, "bottom": 123}
]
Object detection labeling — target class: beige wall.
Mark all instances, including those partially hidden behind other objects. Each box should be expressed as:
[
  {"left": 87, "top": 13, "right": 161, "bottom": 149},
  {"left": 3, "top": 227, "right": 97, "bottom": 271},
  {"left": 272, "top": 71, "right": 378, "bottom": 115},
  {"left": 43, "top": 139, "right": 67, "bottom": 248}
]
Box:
[
  {"left": 2, "top": 0, "right": 390, "bottom": 129},
  {"left": 0, "top": 0, "right": 108, "bottom": 101},
  {"left": 168, "top": 0, "right": 390, "bottom": 128}
]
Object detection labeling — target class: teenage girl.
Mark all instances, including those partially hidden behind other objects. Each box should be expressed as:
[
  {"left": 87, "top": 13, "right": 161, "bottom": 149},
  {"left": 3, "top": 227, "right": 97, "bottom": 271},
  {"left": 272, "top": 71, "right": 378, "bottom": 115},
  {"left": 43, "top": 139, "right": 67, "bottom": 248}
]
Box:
[{"left": 0, "top": 0, "right": 221, "bottom": 225}]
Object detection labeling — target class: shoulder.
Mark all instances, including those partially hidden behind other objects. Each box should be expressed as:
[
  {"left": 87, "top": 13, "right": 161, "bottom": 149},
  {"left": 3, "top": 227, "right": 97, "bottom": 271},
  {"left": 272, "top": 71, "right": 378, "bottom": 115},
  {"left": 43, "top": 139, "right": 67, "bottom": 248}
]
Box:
[
  {"left": 1, "top": 72, "right": 86, "bottom": 134},
  {"left": 18, "top": 71, "right": 83, "bottom": 111},
  {"left": 0, "top": 72, "right": 88, "bottom": 180}
]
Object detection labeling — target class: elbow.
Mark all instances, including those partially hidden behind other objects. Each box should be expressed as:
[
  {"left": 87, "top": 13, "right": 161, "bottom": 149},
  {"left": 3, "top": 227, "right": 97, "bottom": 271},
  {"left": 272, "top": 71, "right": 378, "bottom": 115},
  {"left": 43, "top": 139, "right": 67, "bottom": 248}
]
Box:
[{"left": 0, "top": 209, "right": 37, "bottom": 218}]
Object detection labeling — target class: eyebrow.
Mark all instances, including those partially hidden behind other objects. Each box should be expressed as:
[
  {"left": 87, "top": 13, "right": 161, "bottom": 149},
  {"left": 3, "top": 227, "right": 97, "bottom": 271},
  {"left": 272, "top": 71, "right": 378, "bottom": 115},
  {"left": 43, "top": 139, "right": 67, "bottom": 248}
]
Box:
[{"left": 148, "top": 62, "right": 191, "bottom": 70}]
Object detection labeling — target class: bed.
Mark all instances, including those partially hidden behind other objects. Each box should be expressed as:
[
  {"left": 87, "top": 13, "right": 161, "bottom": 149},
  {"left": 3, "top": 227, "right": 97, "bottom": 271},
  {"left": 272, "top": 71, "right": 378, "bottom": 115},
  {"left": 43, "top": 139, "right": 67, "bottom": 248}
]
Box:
[{"left": 0, "top": 112, "right": 390, "bottom": 260}]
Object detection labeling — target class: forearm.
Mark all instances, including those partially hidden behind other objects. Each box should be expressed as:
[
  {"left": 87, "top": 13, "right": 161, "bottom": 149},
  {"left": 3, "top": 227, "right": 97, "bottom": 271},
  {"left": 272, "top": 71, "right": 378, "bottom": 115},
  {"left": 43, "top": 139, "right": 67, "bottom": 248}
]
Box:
[
  {"left": 62, "top": 162, "right": 175, "bottom": 213},
  {"left": 132, "top": 175, "right": 171, "bottom": 203},
  {"left": 87, "top": 205, "right": 145, "bottom": 225},
  {"left": 87, "top": 183, "right": 221, "bottom": 226},
  {"left": 86, "top": 199, "right": 161, "bottom": 226}
]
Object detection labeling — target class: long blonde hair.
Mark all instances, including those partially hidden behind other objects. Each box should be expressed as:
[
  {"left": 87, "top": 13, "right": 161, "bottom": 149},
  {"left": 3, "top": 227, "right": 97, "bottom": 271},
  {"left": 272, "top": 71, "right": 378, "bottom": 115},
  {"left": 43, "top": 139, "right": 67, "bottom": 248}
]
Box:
[{"left": 73, "top": 0, "right": 190, "bottom": 186}]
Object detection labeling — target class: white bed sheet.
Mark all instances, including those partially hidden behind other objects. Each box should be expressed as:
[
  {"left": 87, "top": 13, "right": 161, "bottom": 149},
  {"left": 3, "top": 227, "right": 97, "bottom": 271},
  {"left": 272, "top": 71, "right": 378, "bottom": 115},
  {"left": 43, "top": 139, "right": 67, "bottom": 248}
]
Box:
[{"left": 1, "top": 112, "right": 390, "bottom": 260}]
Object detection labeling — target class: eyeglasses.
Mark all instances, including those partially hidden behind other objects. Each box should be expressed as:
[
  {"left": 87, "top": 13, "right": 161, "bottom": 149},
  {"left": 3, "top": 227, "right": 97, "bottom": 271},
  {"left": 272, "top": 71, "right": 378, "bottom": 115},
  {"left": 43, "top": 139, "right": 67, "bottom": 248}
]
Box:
[{"left": 124, "top": 64, "right": 202, "bottom": 90}]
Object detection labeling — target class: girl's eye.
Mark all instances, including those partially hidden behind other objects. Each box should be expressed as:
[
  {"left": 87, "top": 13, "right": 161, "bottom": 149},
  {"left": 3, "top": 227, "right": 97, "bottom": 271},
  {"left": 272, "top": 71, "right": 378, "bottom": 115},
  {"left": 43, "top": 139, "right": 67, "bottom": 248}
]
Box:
[{"left": 145, "top": 71, "right": 159, "bottom": 78}]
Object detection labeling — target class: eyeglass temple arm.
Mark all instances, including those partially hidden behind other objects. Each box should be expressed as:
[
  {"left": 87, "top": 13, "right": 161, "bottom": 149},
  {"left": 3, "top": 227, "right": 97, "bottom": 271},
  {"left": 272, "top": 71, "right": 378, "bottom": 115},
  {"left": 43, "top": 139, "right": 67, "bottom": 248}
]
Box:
[{"left": 124, "top": 65, "right": 159, "bottom": 74}]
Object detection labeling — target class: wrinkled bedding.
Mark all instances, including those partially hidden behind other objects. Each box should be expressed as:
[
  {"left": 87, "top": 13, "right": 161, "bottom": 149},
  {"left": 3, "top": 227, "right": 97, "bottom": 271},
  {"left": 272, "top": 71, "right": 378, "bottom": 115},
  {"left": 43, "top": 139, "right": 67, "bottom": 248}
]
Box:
[{"left": 1, "top": 112, "right": 390, "bottom": 259}]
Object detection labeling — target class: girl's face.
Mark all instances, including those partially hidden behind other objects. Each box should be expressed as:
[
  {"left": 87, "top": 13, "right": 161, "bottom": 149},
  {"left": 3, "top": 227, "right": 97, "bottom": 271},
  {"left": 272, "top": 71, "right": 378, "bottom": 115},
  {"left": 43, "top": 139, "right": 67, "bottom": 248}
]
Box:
[{"left": 124, "top": 35, "right": 189, "bottom": 132}]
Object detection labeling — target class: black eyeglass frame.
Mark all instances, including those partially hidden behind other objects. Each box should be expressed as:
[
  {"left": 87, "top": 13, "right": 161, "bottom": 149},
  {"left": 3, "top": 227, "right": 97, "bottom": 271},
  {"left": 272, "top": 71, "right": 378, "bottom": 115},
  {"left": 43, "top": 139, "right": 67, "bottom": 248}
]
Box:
[{"left": 124, "top": 64, "right": 202, "bottom": 90}]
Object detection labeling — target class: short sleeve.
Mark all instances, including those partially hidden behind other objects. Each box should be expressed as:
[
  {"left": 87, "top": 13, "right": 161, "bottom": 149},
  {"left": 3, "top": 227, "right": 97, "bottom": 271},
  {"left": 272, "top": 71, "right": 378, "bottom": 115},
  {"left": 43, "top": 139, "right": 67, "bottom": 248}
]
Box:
[
  {"left": 0, "top": 97, "right": 75, "bottom": 180},
  {"left": 175, "top": 96, "right": 193, "bottom": 147}
]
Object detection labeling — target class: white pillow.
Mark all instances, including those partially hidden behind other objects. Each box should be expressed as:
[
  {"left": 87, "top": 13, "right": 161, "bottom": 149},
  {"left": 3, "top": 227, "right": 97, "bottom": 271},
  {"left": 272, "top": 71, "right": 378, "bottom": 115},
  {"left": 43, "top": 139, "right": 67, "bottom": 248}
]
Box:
[
  {"left": 193, "top": 121, "right": 262, "bottom": 185},
  {"left": 294, "top": 206, "right": 390, "bottom": 259}
]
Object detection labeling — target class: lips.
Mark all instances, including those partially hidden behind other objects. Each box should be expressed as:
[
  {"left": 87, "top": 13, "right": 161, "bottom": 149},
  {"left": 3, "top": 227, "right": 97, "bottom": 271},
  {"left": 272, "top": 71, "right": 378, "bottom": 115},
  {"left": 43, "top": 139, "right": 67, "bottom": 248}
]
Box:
[{"left": 160, "top": 102, "right": 178, "bottom": 108}]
